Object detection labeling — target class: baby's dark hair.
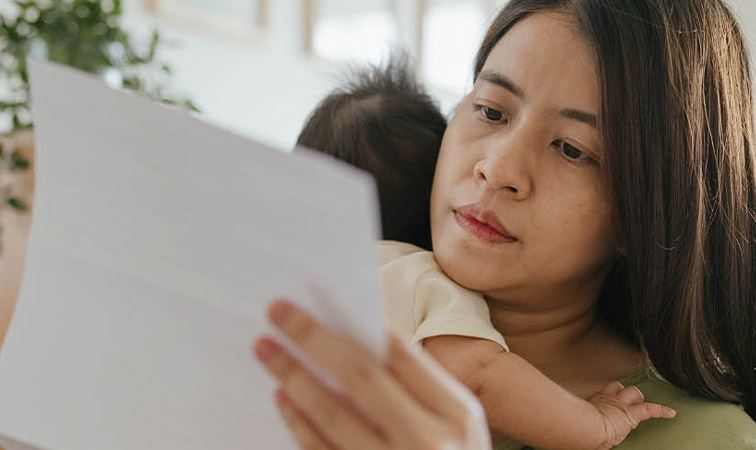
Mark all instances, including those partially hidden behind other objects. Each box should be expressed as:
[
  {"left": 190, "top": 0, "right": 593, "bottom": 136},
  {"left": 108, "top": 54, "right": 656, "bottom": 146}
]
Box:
[{"left": 297, "top": 54, "right": 446, "bottom": 250}]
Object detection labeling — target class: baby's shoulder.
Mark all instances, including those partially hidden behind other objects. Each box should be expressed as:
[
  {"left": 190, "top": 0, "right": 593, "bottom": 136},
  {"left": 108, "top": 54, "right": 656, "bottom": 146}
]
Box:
[
  {"left": 616, "top": 371, "right": 756, "bottom": 449},
  {"left": 378, "top": 240, "right": 439, "bottom": 270},
  {"left": 378, "top": 240, "right": 425, "bottom": 259}
]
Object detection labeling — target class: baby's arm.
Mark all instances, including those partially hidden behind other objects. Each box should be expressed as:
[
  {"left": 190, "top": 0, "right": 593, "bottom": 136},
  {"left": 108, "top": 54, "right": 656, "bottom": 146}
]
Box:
[{"left": 423, "top": 335, "right": 676, "bottom": 450}]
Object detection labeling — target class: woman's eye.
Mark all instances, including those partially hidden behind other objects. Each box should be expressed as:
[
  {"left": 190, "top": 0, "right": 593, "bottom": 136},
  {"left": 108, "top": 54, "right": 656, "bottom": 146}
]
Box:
[
  {"left": 474, "top": 104, "right": 507, "bottom": 123},
  {"left": 561, "top": 142, "right": 583, "bottom": 159},
  {"left": 482, "top": 106, "right": 503, "bottom": 121},
  {"left": 555, "top": 140, "right": 597, "bottom": 165}
]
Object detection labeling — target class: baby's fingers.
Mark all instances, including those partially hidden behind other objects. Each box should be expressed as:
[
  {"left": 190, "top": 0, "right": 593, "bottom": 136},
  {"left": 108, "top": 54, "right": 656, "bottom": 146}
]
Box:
[
  {"left": 617, "top": 386, "right": 676, "bottom": 422},
  {"left": 628, "top": 402, "right": 677, "bottom": 423},
  {"left": 616, "top": 386, "right": 645, "bottom": 404},
  {"left": 599, "top": 381, "right": 625, "bottom": 396}
]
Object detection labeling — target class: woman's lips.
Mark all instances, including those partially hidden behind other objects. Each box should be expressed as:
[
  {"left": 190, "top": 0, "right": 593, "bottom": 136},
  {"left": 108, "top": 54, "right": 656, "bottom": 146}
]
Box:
[{"left": 454, "top": 205, "right": 517, "bottom": 244}]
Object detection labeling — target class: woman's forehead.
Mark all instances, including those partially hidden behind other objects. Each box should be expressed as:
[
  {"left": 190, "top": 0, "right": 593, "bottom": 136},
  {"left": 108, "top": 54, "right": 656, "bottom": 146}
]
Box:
[{"left": 480, "top": 12, "right": 599, "bottom": 114}]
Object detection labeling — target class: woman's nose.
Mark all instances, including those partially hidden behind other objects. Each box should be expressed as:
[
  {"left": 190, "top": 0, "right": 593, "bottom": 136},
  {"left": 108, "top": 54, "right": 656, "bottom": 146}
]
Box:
[{"left": 473, "top": 135, "right": 533, "bottom": 199}]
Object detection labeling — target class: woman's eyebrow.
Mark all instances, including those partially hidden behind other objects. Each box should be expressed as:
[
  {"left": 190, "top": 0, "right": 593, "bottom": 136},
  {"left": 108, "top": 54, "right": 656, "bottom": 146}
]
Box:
[
  {"left": 478, "top": 70, "right": 525, "bottom": 99},
  {"left": 478, "top": 70, "right": 598, "bottom": 128},
  {"left": 561, "top": 109, "right": 597, "bottom": 128}
]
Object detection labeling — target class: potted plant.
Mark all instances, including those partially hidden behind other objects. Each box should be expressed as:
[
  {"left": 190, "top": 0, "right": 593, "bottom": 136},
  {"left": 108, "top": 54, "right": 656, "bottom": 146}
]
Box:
[{"left": 0, "top": 0, "right": 197, "bottom": 220}]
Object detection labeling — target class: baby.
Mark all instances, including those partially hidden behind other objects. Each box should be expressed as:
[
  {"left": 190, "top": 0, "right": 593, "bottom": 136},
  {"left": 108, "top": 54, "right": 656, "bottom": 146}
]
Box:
[{"left": 296, "top": 55, "right": 675, "bottom": 450}]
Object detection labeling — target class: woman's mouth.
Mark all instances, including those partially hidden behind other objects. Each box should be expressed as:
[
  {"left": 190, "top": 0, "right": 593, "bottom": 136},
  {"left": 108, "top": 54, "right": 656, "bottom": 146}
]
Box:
[{"left": 454, "top": 205, "right": 517, "bottom": 244}]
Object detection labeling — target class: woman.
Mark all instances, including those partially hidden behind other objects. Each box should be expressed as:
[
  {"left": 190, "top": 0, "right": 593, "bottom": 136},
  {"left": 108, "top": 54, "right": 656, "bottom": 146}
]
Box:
[{"left": 255, "top": 0, "right": 756, "bottom": 448}]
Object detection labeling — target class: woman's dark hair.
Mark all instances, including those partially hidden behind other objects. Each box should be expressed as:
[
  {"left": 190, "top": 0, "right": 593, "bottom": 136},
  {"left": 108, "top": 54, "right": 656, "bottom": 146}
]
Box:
[
  {"left": 476, "top": 0, "right": 756, "bottom": 419},
  {"left": 297, "top": 54, "right": 446, "bottom": 250}
]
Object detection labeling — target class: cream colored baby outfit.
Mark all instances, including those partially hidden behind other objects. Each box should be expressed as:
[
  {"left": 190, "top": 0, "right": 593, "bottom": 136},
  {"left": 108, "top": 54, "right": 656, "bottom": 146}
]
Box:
[{"left": 379, "top": 240, "right": 508, "bottom": 350}]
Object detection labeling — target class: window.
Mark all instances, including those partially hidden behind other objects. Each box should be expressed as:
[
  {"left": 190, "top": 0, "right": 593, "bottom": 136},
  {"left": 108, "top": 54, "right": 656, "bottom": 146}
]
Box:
[
  {"left": 146, "top": 0, "right": 267, "bottom": 42},
  {"left": 303, "top": 0, "right": 507, "bottom": 94},
  {"left": 421, "top": 0, "right": 506, "bottom": 93},
  {"left": 304, "top": 0, "right": 399, "bottom": 65}
]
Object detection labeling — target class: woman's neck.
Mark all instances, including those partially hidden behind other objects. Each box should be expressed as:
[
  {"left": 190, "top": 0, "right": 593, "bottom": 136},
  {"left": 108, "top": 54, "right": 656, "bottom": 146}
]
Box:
[
  {"left": 486, "top": 295, "right": 597, "bottom": 366},
  {"left": 486, "top": 295, "right": 645, "bottom": 398}
]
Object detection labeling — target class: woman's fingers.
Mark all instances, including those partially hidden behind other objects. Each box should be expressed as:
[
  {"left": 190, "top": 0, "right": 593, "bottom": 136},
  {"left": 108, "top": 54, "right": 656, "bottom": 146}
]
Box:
[
  {"left": 386, "top": 333, "right": 485, "bottom": 423},
  {"left": 275, "top": 388, "right": 334, "bottom": 450},
  {"left": 265, "top": 299, "right": 433, "bottom": 441},
  {"left": 255, "top": 337, "right": 385, "bottom": 450},
  {"left": 257, "top": 299, "right": 492, "bottom": 450}
]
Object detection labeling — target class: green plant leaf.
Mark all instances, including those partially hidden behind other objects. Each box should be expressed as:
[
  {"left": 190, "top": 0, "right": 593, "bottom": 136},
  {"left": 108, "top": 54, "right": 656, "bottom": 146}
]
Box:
[
  {"left": 0, "top": 0, "right": 198, "bottom": 135},
  {"left": 9, "top": 152, "right": 29, "bottom": 170},
  {"left": 7, "top": 196, "right": 27, "bottom": 212}
]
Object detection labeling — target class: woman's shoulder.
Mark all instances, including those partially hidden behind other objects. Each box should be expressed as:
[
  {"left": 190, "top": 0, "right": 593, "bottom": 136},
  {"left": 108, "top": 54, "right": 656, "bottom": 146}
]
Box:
[
  {"left": 615, "top": 369, "right": 756, "bottom": 449},
  {"left": 495, "top": 369, "right": 756, "bottom": 450}
]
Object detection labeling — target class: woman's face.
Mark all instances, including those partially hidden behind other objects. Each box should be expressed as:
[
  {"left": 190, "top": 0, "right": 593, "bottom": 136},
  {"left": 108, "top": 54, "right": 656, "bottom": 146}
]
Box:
[{"left": 431, "top": 12, "right": 618, "bottom": 306}]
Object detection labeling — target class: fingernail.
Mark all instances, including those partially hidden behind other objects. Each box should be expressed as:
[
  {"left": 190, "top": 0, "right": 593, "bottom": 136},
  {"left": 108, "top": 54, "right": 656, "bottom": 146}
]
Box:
[
  {"left": 666, "top": 408, "right": 677, "bottom": 418},
  {"left": 254, "top": 337, "right": 279, "bottom": 361},
  {"left": 268, "top": 300, "right": 294, "bottom": 326}
]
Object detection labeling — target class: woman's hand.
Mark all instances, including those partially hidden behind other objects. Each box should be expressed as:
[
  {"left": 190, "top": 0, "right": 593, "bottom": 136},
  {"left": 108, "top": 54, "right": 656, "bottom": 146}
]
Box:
[{"left": 253, "top": 299, "right": 491, "bottom": 450}]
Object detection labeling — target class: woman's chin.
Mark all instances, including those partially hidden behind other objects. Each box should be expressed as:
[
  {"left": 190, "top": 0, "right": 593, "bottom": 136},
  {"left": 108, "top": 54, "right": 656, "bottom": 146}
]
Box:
[{"left": 436, "top": 250, "right": 508, "bottom": 292}]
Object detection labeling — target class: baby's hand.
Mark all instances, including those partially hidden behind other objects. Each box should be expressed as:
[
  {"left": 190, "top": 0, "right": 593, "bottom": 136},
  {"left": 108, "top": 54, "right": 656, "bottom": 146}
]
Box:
[{"left": 588, "top": 381, "right": 676, "bottom": 450}]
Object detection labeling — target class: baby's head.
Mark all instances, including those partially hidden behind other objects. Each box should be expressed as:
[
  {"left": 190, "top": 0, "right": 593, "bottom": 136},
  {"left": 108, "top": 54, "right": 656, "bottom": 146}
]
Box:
[{"left": 297, "top": 55, "right": 446, "bottom": 250}]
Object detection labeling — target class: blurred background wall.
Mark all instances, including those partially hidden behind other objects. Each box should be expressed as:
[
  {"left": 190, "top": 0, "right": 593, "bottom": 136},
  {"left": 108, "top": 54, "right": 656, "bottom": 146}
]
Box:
[
  {"left": 115, "top": 0, "right": 756, "bottom": 149},
  {"left": 117, "top": 0, "right": 507, "bottom": 149}
]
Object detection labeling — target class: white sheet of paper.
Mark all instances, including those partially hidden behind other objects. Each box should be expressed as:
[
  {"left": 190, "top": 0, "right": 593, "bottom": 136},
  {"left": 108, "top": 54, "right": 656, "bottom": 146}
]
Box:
[{"left": 0, "top": 60, "right": 385, "bottom": 450}]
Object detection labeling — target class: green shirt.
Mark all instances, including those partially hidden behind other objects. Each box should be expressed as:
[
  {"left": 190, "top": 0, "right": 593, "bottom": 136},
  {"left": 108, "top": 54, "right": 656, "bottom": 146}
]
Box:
[{"left": 494, "top": 369, "right": 756, "bottom": 450}]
